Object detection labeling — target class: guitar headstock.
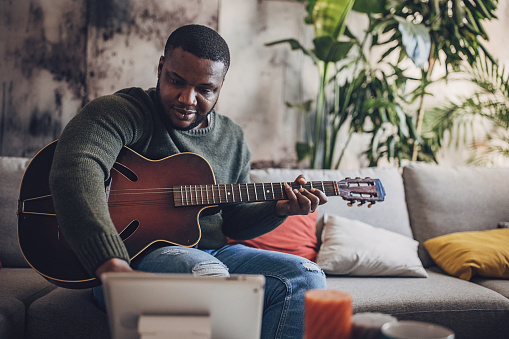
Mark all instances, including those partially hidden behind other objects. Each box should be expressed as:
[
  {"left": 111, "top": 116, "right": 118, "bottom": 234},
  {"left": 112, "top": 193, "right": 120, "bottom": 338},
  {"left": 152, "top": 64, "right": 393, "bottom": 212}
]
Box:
[{"left": 338, "top": 177, "right": 385, "bottom": 208}]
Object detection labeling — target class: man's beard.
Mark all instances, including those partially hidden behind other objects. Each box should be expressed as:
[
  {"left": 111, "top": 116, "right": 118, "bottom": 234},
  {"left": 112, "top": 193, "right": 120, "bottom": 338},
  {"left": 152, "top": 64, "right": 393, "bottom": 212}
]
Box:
[{"left": 156, "top": 78, "right": 217, "bottom": 131}]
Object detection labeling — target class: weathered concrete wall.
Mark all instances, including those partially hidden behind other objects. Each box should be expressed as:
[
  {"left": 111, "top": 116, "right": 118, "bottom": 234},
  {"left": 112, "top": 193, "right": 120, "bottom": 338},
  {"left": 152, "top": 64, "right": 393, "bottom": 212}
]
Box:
[
  {"left": 1, "top": 0, "right": 88, "bottom": 156},
  {"left": 0, "top": 0, "right": 309, "bottom": 166},
  {"left": 0, "top": 0, "right": 220, "bottom": 157},
  {"left": 1, "top": 0, "right": 508, "bottom": 167}
]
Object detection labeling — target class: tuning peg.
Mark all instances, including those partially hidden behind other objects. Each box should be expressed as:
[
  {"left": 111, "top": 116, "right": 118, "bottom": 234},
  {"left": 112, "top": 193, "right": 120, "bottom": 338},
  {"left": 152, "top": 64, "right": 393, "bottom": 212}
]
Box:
[
  {"left": 368, "top": 202, "right": 376, "bottom": 208},
  {"left": 357, "top": 200, "right": 366, "bottom": 207},
  {"left": 347, "top": 201, "right": 354, "bottom": 207}
]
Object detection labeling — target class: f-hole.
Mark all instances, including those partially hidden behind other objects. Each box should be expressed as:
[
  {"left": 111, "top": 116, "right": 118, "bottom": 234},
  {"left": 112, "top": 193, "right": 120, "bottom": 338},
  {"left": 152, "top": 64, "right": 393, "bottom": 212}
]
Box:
[
  {"left": 118, "top": 220, "right": 140, "bottom": 241},
  {"left": 112, "top": 162, "right": 138, "bottom": 182}
]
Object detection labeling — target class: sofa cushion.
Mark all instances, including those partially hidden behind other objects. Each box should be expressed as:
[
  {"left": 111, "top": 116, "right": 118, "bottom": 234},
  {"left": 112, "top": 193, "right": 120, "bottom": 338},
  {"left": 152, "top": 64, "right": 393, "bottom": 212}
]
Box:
[
  {"left": 250, "top": 167, "right": 412, "bottom": 240},
  {"left": 326, "top": 270, "right": 509, "bottom": 339},
  {"left": 25, "top": 288, "right": 109, "bottom": 339},
  {"left": 0, "top": 268, "right": 55, "bottom": 303},
  {"left": 0, "top": 296, "right": 25, "bottom": 339},
  {"left": 227, "top": 212, "right": 318, "bottom": 261},
  {"left": 402, "top": 163, "right": 509, "bottom": 267},
  {"left": 317, "top": 214, "right": 427, "bottom": 277},
  {"left": 0, "top": 268, "right": 55, "bottom": 339},
  {"left": 0, "top": 156, "right": 31, "bottom": 268},
  {"left": 471, "top": 277, "right": 509, "bottom": 298},
  {"left": 424, "top": 228, "right": 509, "bottom": 281}
]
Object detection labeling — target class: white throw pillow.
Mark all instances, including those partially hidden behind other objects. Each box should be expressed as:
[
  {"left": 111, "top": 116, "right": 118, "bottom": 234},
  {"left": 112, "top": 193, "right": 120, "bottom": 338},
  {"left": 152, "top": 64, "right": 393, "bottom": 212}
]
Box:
[{"left": 317, "top": 214, "right": 427, "bottom": 277}]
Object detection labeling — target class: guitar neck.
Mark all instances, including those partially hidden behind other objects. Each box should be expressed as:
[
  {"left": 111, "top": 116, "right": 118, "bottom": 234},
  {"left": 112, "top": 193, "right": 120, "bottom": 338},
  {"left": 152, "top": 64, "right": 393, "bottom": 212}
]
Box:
[{"left": 174, "top": 181, "right": 339, "bottom": 207}]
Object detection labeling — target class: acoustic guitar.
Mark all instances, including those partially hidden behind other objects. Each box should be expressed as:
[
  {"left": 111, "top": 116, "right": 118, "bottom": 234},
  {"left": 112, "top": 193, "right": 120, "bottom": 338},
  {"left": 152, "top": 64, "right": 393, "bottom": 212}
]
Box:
[{"left": 17, "top": 141, "right": 385, "bottom": 289}]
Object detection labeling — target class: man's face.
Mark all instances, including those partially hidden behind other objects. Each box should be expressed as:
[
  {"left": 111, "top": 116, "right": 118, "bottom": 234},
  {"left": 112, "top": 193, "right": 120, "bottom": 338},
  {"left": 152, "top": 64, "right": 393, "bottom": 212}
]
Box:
[{"left": 157, "top": 47, "right": 226, "bottom": 130}]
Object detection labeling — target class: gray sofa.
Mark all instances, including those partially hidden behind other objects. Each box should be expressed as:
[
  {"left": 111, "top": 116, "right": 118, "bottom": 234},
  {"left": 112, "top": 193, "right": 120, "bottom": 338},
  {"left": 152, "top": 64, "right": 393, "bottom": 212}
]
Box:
[{"left": 1, "top": 155, "right": 508, "bottom": 339}]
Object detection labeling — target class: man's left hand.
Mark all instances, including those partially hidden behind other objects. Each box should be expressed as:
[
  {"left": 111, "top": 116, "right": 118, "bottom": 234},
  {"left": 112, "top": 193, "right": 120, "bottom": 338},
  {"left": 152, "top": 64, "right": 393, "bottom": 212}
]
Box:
[{"left": 274, "top": 174, "right": 328, "bottom": 217}]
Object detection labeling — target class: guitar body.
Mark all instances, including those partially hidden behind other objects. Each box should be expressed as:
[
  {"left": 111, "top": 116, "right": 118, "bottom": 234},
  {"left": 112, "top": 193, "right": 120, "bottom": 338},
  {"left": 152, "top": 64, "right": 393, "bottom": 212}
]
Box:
[
  {"left": 18, "top": 141, "right": 215, "bottom": 289},
  {"left": 18, "top": 141, "right": 386, "bottom": 289}
]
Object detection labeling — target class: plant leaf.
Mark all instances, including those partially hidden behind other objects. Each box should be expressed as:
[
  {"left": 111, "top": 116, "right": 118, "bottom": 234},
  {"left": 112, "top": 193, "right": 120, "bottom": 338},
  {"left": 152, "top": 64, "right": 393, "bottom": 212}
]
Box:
[
  {"left": 352, "top": 0, "right": 386, "bottom": 14},
  {"left": 265, "top": 38, "right": 319, "bottom": 64},
  {"left": 313, "top": 0, "right": 356, "bottom": 39},
  {"left": 296, "top": 142, "right": 313, "bottom": 161},
  {"left": 286, "top": 100, "right": 314, "bottom": 115},
  {"left": 395, "top": 17, "right": 431, "bottom": 69},
  {"left": 313, "top": 37, "right": 354, "bottom": 63}
]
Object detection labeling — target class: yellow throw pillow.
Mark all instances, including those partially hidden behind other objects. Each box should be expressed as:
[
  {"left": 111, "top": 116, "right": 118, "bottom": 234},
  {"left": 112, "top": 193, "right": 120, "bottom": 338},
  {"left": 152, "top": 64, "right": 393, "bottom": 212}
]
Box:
[{"left": 424, "top": 229, "right": 509, "bottom": 281}]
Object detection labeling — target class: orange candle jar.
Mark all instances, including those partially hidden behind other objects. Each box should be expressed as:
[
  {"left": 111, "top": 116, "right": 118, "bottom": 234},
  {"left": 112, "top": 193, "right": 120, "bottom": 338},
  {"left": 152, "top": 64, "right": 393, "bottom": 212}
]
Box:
[{"left": 304, "top": 289, "right": 352, "bottom": 339}]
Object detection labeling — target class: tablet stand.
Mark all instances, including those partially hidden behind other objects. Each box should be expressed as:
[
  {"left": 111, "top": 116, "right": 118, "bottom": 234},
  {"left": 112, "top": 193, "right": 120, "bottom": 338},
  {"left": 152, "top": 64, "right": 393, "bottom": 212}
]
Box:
[{"left": 138, "top": 314, "right": 211, "bottom": 339}]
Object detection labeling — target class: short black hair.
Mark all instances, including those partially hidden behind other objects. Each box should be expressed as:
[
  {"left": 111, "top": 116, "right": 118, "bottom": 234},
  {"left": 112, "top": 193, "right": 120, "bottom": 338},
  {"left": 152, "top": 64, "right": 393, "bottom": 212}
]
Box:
[{"left": 164, "top": 24, "right": 230, "bottom": 73}]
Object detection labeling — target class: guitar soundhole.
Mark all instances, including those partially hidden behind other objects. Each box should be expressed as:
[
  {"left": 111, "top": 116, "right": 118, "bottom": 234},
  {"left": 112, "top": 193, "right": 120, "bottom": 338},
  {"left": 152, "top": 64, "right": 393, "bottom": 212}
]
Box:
[
  {"left": 119, "top": 220, "right": 140, "bottom": 241},
  {"left": 112, "top": 163, "right": 138, "bottom": 182}
]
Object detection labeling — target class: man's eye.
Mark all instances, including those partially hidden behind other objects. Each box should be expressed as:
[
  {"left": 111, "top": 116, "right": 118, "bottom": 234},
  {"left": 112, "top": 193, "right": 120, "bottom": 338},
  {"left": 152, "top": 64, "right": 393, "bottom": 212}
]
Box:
[
  {"left": 198, "top": 87, "right": 213, "bottom": 94},
  {"left": 170, "top": 77, "right": 184, "bottom": 86}
]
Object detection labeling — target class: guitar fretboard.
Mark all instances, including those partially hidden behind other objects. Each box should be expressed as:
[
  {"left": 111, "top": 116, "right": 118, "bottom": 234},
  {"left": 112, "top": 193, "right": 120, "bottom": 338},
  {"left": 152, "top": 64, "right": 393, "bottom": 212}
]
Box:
[{"left": 173, "top": 181, "right": 339, "bottom": 207}]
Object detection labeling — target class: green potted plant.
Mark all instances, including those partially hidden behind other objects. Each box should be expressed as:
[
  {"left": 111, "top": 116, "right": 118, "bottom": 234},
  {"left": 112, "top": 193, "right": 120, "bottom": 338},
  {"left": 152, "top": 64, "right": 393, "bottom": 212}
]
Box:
[{"left": 268, "top": 0, "right": 500, "bottom": 168}]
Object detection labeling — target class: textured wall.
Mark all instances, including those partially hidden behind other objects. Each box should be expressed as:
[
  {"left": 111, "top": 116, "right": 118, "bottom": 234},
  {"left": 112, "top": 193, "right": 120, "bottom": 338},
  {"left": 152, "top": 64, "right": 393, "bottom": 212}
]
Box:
[
  {"left": 0, "top": 0, "right": 311, "bottom": 167},
  {"left": 1, "top": 0, "right": 507, "bottom": 167},
  {"left": 1, "top": 0, "right": 88, "bottom": 156},
  {"left": 0, "top": 0, "right": 220, "bottom": 157}
]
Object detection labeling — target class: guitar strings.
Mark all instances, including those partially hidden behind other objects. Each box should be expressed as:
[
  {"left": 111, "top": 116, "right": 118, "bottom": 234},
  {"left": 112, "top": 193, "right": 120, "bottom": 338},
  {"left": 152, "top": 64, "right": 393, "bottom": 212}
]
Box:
[
  {"left": 105, "top": 181, "right": 347, "bottom": 193},
  {"left": 104, "top": 181, "right": 377, "bottom": 207}
]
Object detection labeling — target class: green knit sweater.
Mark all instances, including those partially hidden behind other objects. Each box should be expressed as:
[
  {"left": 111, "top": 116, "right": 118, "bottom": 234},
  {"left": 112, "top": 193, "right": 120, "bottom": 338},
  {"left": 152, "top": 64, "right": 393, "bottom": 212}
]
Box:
[{"left": 49, "top": 87, "right": 285, "bottom": 275}]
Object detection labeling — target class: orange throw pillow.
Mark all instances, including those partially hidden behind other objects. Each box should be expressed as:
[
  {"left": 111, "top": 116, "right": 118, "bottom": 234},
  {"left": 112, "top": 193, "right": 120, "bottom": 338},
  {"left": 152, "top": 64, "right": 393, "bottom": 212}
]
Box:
[{"left": 228, "top": 212, "right": 318, "bottom": 261}]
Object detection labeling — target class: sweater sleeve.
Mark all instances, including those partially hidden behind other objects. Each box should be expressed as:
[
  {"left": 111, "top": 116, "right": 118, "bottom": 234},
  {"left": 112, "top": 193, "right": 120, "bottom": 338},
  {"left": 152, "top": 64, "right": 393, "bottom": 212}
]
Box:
[
  {"left": 221, "top": 201, "right": 287, "bottom": 240},
  {"left": 49, "top": 91, "right": 148, "bottom": 275}
]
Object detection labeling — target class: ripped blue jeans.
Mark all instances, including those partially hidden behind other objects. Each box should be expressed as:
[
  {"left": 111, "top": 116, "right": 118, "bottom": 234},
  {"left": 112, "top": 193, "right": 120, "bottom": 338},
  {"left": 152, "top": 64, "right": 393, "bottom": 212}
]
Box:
[{"left": 93, "top": 244, "right": 326, "bottom": 339}]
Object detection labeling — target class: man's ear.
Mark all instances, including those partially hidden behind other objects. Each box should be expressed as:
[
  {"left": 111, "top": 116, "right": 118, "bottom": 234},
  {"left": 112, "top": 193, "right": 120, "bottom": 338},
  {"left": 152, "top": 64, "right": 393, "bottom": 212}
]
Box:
[{"left": 157, "top": 56, "right": 164, "bottom": 77}]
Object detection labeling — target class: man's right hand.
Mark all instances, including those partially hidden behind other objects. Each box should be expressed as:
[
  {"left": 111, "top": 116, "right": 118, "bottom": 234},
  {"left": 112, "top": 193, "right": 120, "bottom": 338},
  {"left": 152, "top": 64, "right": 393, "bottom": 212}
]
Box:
[{"left": 95, "top": 258, "right": 133, "bottom": 281}]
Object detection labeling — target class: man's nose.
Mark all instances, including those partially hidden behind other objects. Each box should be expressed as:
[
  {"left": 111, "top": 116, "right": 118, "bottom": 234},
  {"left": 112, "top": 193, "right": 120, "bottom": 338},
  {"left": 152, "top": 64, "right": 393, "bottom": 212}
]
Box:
[{"left": 178, "top": 87, "right": 197, "bottom": 106}]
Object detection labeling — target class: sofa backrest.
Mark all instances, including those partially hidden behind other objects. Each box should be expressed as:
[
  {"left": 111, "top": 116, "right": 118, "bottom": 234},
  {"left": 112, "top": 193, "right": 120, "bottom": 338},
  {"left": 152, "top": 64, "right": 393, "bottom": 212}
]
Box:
[
  {"left": 403, "top": 162, "right": 509, "bottom": 267},
  {"left": 249, "top": 167, "right": 413, "bottom": 241},
  {"left": 0, "top": 156, "right": 31, "bottom": 268}
]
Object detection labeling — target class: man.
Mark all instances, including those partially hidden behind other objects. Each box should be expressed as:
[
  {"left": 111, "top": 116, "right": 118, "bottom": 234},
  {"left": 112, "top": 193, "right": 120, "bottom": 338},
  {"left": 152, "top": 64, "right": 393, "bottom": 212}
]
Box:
[{"left": 49, "top": 24, "right": 327, "bottom": 338}]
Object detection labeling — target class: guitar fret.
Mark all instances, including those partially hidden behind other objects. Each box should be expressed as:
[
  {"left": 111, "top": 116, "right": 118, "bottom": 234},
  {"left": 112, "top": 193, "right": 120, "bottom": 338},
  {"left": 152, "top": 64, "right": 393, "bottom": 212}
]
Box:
[
  {"left": 174, "top": 179, "right": 371, "bottom": 207},
  {"left": 175, "top": 179, "right": 353, "bottom": 207}
]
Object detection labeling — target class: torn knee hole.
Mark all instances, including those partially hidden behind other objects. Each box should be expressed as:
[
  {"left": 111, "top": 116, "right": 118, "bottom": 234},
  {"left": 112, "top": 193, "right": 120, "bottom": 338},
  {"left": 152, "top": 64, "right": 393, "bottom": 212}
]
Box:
[
  {"left": 160, "top": 248, "right": 188, "bottom": 255},
  {"left": 192, "top": 261, "right": 230, "bottom": 277},
  {"left": 302, "top": 262, "right": 322, "bottom": 272}
]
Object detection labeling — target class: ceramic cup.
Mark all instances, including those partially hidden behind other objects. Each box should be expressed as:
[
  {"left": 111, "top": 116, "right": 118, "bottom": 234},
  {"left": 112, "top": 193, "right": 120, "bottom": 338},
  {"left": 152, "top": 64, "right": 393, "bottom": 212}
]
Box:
[{"left": 381, "top": 320, "right": 455, "bottom": 339}]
